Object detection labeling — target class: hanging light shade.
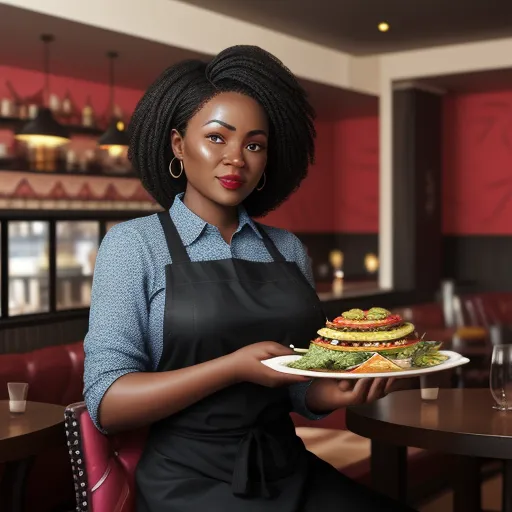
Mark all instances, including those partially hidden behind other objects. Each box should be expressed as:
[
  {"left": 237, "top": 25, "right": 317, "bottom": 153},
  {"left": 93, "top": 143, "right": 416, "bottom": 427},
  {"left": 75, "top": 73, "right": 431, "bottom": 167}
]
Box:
[
  {"left": 16, "top": 107, "right": 70, "bottom": 148},
  {"left": 98, "top": 118, "right": 129, "bottom": 156},
  {"left": 15, "top": 34, "right": 70, "bottom": 148},
  {"left": 98, "top": 51, "right": 128, "bottom": 156}
]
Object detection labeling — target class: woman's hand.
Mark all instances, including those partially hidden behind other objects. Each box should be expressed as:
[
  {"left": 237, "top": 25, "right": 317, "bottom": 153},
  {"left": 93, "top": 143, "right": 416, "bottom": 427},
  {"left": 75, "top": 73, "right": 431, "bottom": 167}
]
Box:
[
  {"left": 228, "top": 342, "right": 310, "bottom": 388},
  {"left": 305, "top": 377, "right": 395, "bottom": 414}
]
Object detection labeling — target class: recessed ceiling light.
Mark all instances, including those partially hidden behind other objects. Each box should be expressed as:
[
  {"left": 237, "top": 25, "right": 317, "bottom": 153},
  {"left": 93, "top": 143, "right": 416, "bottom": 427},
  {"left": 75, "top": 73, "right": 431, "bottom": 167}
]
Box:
[{"left": 378, "top": 22, "right": 390, "bottom": 32}]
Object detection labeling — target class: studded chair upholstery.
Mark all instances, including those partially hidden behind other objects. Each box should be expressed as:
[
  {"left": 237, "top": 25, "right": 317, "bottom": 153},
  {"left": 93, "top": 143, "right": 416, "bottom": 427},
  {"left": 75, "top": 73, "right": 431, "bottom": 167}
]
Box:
[{"left": 64, "top": 402, "right": 147, "bottom": 512}]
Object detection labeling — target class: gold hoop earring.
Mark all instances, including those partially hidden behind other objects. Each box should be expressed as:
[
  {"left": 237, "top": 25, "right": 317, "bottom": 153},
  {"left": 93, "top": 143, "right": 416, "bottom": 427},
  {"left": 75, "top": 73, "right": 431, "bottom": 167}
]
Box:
[
  {"left": 256, "top": 172, "right": 266, "bottom": 191},
  {"left": 169, "top": 157, "right": 183, "bottom": 179}
]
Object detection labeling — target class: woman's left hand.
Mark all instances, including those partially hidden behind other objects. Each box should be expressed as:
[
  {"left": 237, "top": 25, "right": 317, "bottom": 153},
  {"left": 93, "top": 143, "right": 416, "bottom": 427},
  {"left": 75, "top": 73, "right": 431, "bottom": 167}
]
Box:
[{"left": 305, "top": 377, "right": 395, "bottom": 414}]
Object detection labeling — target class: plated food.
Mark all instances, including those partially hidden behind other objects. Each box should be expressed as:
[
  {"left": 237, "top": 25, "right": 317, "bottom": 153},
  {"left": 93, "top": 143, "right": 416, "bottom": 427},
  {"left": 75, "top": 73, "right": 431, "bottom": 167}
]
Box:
[{"left": 287, "top": 307, "right": 449, "bottom": 374}]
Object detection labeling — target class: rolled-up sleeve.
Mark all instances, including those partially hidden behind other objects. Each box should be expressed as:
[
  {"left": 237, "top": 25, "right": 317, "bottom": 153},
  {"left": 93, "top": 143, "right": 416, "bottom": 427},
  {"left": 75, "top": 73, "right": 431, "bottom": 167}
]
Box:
[
  {"left": 288, "top": 234, "right": 328, "bottom": 420},
  {"left": 83, "top": 223, "right": 151, "bottom": 431}
]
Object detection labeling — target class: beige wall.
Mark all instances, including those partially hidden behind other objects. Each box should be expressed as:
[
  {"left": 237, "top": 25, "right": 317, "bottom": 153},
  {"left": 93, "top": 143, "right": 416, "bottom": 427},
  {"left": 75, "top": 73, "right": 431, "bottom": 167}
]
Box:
[{"left": 381, "top": 37, "right": 512, "bottom": 81}]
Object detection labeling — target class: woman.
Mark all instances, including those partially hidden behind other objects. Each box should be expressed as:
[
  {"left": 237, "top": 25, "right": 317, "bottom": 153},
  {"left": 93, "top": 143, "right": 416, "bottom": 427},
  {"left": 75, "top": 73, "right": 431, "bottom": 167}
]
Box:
[{"left": 84, "top": 45, "right": 414, "bottom": 511}]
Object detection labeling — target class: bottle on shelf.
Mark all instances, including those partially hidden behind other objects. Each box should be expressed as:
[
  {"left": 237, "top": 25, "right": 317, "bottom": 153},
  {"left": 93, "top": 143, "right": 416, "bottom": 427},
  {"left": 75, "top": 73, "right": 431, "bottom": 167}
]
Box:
[
  {"left": 0, "top": 97, "right": 15, "bottom": 117},
  {"left": 61, "top": 91, "right": 74, "bottom": 123},
  {"left": 28, "top": 103, "right": 39, "bottom": 119},
  {"left": 49, "top": 93, "right": 61, "bottom": 115},
  {"left": 82, "top": 96, "right": 95, "bottom": 128}
]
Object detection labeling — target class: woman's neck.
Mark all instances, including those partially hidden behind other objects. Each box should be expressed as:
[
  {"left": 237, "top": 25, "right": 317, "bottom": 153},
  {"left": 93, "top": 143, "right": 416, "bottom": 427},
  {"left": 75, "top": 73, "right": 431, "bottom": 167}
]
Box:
[{"left": 182, "top": 187, "right": 239, "bottom": 243}]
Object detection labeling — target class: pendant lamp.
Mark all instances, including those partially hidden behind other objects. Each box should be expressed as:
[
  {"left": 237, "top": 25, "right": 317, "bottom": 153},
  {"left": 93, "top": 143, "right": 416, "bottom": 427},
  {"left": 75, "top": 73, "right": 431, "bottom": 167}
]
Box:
[
  {"left": 15, "top": 34, "right": 70, "bottom": 148},
  {"left": 98, "top": 51, "right": 129, "bottom": 157}
]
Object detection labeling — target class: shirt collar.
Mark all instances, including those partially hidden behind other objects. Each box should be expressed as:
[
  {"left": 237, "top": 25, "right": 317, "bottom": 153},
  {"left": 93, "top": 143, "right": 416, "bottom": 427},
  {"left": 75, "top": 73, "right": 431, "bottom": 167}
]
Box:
[{"left": 169, "top": 193, "right": 262, "bottom": 247}]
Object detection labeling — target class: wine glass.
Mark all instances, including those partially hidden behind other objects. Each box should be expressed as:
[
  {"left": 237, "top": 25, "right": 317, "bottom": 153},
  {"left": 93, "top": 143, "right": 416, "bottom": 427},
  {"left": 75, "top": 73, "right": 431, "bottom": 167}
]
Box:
[{"left": 490, "top": 345, "right": 512, "bottom": 411}]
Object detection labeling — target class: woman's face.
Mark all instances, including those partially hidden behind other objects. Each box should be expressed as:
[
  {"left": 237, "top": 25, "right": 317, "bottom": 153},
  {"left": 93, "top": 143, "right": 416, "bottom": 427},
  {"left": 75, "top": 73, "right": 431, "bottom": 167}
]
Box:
[{"left": 171, "top": 91, "right": 269, "bottom": 208}]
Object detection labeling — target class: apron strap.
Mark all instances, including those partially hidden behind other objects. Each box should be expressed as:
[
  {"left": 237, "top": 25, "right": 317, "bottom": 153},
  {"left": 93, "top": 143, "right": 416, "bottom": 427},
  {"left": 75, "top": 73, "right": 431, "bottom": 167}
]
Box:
[
  {"left": 157, "top": 211, "right": 191, "bottom": 264},
  {"left": 254, "top": 223, "right": 286, "bottom": 263}
]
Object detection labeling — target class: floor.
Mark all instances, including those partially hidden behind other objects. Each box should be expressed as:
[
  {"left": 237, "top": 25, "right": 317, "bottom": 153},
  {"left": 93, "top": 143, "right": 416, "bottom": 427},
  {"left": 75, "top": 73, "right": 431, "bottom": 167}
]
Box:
[
  {"left": 420, "top": 474, "right": 502, "bottom": 511},
  {"left": 297, "top": 426, "right": 503, "bottom": 512}
]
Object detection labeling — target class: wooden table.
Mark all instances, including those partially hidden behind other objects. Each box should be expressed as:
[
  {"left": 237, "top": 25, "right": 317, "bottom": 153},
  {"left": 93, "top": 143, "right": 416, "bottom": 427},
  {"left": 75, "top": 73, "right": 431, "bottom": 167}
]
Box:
[
  {"left": 0, "top": 401, "right": 66, "bottom": 512},
  {"left": 346, "top": 388, "right": 512, "bottom": 512}
]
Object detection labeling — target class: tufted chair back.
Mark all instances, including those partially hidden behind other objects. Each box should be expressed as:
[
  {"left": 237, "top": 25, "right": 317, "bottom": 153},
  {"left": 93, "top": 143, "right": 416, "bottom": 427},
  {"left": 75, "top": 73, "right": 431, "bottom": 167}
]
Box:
[{"left": 64, "top": 402, "right": 147, "bottom": 511}]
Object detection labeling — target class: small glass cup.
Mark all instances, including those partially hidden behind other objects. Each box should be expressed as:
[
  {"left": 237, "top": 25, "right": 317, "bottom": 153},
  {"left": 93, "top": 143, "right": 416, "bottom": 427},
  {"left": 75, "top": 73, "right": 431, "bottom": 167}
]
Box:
[
  {"left": 7, "top": 382, "right": 28, "bottom": 414},
  {"left": 490, "top": 345, "right": 512, "bottom": 411},
  {"left": 420, "top": 374, "right": 439, "bottom": 400}
]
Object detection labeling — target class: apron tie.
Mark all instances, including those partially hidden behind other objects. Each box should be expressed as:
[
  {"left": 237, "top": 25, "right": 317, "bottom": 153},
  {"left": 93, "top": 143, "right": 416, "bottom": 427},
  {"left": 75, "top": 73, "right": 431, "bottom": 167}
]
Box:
[{"left": 232, "top": 427, "right": 289, "bottom": 499}]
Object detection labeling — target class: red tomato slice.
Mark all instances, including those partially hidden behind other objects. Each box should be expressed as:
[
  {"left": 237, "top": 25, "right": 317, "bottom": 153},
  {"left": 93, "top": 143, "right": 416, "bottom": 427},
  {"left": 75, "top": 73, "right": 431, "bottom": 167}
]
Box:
[{"left": 331, "top": 314, "right": 403, "bottom": 330}]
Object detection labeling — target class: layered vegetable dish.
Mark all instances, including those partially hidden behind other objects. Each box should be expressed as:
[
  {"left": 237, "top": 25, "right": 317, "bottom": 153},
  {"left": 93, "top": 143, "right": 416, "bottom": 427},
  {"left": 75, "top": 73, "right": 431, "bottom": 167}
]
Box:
[{"left": 288, "top": 307, "right": 449, "bottom": 373}]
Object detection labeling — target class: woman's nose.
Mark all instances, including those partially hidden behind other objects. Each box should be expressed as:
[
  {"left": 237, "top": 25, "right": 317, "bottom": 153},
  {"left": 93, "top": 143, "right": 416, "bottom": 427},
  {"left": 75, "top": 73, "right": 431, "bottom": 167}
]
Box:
[{"left": 224, "top": 147, "right": 245, "bottom": 168}]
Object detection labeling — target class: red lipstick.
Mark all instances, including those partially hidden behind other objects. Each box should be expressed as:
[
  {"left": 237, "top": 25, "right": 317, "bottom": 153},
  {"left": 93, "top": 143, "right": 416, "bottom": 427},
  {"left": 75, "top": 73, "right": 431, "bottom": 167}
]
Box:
[{"left": 217, "top": 175, "right": 244, "bottom": 190}]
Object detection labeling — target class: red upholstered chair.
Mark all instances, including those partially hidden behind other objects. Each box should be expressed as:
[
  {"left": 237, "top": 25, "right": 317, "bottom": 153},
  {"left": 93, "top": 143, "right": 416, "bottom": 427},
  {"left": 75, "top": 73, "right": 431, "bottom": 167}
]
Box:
[{"left": 64, "top": 402, "right": 147, "bottom": 512}]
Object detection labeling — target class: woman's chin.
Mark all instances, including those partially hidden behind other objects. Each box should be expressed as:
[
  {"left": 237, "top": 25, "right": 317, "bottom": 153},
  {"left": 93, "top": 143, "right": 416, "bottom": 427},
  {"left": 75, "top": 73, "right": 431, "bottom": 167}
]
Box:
[{"left": 213, "top": 187, "right": 251, "bottom": 207}]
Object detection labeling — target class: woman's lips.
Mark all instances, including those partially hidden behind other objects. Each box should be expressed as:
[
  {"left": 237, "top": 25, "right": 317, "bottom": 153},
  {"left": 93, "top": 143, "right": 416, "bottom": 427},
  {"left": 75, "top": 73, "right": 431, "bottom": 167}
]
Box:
[{"left": 217, "top": 175, "right": 244, "bottom": 190}]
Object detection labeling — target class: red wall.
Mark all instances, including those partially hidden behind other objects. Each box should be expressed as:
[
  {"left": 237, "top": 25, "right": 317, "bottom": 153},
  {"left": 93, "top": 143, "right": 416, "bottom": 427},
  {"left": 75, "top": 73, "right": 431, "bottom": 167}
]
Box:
[
  {"left": 264, "top": 117, "right": 379, "bottom": 233},
  {"left": 264, "top": 120, "right": 336, "bottom": 232},
  {"left": 334, "top": 117, "right": 379, "bottom": 233},
  {"left": 0, "top": 65, "right": 141, "bottom": 122},
  {"left": 1, "top": 65, "right": 380, "bottom": 233},
  {"left": 443, "top": 90, "right": 512, "bottom": 235}
]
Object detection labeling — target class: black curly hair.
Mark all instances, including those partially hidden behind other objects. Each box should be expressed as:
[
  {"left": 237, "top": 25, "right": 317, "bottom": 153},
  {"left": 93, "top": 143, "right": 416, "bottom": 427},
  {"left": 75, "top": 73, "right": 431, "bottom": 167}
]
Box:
[{"left": 128, "top": 45, "right": 316, "bottom": 218}]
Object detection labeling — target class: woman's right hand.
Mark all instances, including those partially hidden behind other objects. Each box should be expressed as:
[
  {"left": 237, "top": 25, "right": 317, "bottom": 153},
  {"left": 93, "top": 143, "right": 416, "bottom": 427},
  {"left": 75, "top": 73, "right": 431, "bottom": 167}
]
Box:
[{"left": 228, "top": 342, "right": 310, "bottom": 387}]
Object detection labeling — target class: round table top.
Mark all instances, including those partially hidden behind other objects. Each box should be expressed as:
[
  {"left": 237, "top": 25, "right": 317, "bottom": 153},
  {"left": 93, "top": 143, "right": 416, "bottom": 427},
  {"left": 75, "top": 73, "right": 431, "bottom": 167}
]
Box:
[
  {"left": 346, "top": 388, "right": 512, "bottom": 460},
  {"left": 0, "top": 401, "right": 66, "bottom": 463}
]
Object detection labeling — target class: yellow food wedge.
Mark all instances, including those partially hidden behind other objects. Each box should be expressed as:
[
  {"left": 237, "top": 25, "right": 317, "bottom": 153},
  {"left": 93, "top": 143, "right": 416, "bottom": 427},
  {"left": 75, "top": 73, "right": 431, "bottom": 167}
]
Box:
[{"left": 350, "top": 353, "right": 403, "bottom": 373}]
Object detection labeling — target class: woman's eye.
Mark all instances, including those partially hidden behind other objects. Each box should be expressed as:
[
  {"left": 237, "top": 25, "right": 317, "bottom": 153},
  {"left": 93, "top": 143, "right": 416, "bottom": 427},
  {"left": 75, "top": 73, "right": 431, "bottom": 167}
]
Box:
[
  {"left": 207, "top": 135, "right": 224, "bottom": 143},
  {"left": 247, "top": 143, "right": 263, "bottom": 152}
]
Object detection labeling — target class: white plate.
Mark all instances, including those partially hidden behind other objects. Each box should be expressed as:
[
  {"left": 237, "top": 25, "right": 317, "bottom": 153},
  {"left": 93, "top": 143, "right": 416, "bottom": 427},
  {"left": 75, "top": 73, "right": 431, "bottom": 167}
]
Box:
[{"left": 261, "top": 350, "right": 469, "bottom": 379}]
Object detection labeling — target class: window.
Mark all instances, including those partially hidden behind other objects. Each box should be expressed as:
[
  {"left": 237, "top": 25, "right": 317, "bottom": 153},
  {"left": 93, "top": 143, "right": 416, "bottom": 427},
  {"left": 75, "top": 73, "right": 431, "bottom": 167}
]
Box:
[
  {"left": 8, "top": 221, "right": 50, "bottom": 316},
  {"left": 56, "top": 221, "right": 99, "bottom": 310}
]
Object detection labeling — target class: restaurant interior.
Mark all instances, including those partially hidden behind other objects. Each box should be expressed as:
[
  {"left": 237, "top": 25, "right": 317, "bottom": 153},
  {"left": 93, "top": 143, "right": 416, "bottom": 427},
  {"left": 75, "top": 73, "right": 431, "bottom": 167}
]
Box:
[{"left": 1, "top": 0, "right": 512, "bottom": 511}]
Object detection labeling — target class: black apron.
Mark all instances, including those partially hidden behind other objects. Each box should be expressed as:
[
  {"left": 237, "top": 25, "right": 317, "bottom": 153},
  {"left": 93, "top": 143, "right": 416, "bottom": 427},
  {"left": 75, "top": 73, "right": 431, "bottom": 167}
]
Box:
[{"left": 135, "top": 211, "right": 415, "bottom": 512}]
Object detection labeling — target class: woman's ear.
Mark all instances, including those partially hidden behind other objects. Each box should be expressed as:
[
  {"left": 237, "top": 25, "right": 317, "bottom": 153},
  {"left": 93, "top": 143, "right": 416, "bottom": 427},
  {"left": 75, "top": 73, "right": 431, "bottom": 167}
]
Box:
[{"left": 171, "top": 129, "right": 185, "bottom": 160}]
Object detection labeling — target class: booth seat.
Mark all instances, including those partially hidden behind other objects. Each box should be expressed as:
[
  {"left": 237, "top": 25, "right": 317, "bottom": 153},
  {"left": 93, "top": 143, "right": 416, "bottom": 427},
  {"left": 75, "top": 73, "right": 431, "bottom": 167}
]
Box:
[
  {"left": 460, "top": 292, "right": 512, "bottom": 327},
  {"left": 0, "top": 341, "right": 84, "bottom": 512}
]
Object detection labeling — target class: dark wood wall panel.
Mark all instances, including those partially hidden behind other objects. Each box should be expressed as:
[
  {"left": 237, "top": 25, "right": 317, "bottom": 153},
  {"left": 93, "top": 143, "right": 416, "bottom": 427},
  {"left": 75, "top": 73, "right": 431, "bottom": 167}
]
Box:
[
  {"left": 443, "top": 235, "right": 512, "bottom": 292},
  {"left": 0, "top": 314, "right": 88, "bottom": 354},
  {"left": 393, "top": 87, "right": 443, "bottom": 292}
]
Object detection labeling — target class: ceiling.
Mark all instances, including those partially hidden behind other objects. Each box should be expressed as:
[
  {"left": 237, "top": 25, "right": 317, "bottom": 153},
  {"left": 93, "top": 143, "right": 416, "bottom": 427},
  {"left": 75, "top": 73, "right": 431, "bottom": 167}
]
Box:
[
  {"left": 0, "top": 4, "right": 378, "bottom": 120},
  {"left": 177, "top": 0, "right": 512, "bottom": 55},
  {"left": 0, "top": 4, "right": 209, "bottom": 92}
]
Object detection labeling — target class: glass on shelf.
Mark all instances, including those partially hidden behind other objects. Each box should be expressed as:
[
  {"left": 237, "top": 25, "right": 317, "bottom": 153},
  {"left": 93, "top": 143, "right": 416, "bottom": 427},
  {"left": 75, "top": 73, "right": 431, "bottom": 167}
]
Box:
[
  {"left": 8, "top": 221, "right": 50, "bottom": 316},
  {"left": 56, "top": 221, "right": 99, "bottom": 310}
]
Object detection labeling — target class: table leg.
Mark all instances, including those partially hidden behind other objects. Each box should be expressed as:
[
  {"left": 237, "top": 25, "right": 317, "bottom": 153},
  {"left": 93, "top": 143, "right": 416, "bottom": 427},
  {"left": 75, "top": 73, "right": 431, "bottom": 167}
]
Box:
[
  {"left": 452, "top": 455, "right": 481, "bottom": 512},
  {"left": 371, "top": 440, "right": 407, "bottom": 503},
  {"left": 502, "top": 459, "right": 512, "bottom": 512},
  {"left": 0, "top": 457, "right": 34, "bottom": 512}
]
